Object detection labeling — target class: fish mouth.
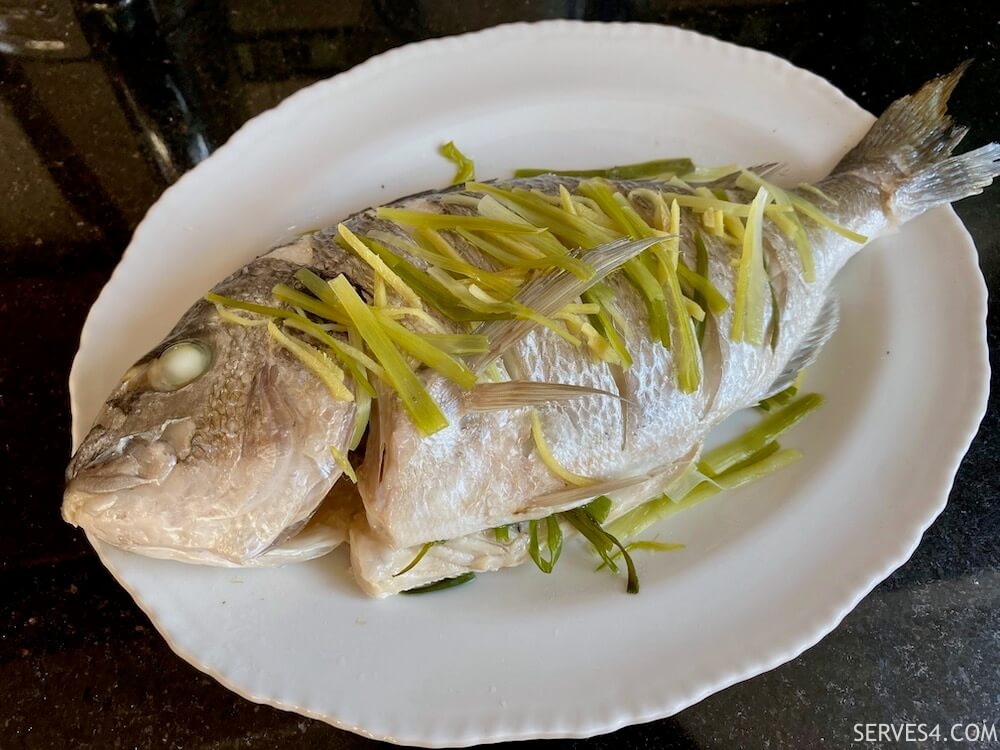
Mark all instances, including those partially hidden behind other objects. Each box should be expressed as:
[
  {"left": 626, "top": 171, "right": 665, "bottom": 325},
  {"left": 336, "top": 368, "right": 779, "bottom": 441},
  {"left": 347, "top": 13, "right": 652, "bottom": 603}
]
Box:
[
  {"left": 62, "top": 458, "right": 240, "bottom": 564},
  {"left": 63, "top": 417, "right": 197, "bottom": 534}
]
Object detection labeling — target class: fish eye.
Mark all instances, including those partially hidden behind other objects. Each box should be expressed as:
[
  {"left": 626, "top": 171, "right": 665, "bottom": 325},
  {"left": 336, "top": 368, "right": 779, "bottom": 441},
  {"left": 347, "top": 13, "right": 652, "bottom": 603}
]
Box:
[{"left": 147, "top": 340, "right": 213, "bottom": 391}]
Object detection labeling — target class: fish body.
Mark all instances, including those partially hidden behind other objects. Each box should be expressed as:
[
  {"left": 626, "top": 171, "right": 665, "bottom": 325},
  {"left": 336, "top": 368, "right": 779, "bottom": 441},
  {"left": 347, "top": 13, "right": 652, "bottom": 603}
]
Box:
[
  {"left": 346, "top": 173, "right": 869, "bottom": 595},
  {"left": 357, "top": 176, "right": 848, "bottom": 549},
  {"left": 64, "top": 67, "right": 1000, "bottom": 593}
]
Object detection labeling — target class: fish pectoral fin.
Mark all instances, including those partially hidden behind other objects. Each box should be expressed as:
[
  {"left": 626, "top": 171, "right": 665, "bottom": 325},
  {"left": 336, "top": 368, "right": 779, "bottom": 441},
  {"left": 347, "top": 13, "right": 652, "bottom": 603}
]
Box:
[
  {"left": 469, "top": 236, "right": 664, "bottom": 373},
  {"left": 465, "top": 380, "right": 631, "bottom": 412},
  {"left": 514, "top": 471, "right": 660, "bottom": 517},
  {"left": 764, "top": 293, "right": 840, "bottom": 398}
]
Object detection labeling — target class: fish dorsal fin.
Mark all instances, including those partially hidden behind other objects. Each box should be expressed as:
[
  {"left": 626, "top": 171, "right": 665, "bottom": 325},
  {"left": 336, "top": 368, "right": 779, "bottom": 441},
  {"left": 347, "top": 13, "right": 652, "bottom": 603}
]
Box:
[
  {"left": 764, "top": 294, "right": 840, "bottom": 398},
  {"left": 469, "top": 236, "right": 664, "bottom": 373},
  {"left": 465, "top": 381, "right": 629, "bottom": 412}
]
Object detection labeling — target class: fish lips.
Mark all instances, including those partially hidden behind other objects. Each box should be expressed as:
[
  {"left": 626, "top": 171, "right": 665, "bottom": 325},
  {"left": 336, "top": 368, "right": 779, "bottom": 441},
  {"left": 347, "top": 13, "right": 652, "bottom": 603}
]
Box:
[{"left": 62, "top": 417, "right": 196, "bottom": 526}]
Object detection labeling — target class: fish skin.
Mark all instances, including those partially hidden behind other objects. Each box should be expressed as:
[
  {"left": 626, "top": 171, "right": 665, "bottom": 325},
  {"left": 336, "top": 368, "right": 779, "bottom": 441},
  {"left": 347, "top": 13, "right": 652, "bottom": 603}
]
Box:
[{"left": 64, "top": 66, "right": 999, "bottom": 576}]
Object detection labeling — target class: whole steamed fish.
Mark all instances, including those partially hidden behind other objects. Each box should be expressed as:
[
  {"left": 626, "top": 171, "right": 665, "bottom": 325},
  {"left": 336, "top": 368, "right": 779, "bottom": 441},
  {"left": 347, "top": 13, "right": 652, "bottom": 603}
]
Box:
[{"left": 65, "top": 67, "right": 998, "bottom": 596}]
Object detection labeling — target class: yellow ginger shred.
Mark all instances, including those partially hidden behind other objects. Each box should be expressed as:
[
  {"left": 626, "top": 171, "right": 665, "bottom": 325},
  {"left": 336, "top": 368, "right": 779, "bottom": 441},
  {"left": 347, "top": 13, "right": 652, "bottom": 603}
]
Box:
[
  {"left": 337, "top": 223, "right": 424, "bottom": 308},
  {"left": 330, "top": 446, "right": 358, "bottom": 483},
  {"left": 529, "top": 411, "right": 594, "bottom": 486},
  {"left": 267, "top": 321, "right": 354, "bottom": 402}
]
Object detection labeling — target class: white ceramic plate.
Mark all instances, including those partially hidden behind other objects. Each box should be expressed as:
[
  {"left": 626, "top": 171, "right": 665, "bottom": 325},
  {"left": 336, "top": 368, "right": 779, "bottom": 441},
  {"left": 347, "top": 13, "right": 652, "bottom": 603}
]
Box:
[{"left": 69, "top": 21, "right": 989, "bottom": 746}]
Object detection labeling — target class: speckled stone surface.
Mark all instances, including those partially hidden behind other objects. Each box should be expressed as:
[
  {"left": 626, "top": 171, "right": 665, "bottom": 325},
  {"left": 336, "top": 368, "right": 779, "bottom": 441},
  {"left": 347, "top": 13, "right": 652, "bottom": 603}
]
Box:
[{"left": 1, "top": 1, "right": 997, "bottom": 748}]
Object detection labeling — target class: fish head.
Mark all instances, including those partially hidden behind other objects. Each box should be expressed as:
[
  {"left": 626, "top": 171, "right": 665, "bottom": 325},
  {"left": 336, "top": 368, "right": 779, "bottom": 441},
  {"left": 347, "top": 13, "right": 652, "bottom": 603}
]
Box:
[{"left": 63, "top": 259, "right": 356, "bottom": 565}]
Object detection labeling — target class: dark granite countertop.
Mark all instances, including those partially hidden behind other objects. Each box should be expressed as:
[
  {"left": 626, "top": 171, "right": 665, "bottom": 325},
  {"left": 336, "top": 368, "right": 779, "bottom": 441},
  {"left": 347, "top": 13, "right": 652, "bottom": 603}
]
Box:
[{"left": 2, "top": 2, "right": 998, "bottom": 748}]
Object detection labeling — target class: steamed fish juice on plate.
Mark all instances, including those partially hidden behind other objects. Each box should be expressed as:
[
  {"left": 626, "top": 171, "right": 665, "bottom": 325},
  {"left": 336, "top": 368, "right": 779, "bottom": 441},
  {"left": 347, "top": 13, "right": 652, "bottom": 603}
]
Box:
[{"left": 64, "top": 65, "right": 1000, "bottom": 597}]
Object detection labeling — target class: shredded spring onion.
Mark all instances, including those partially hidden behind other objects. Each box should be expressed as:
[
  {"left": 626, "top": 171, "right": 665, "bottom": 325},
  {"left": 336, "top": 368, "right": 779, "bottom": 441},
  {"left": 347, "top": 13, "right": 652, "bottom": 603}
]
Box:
[
  {"left": 376, "top": 206, "right": 543, "bottom": 234},
  {"left": 205, "top": 293, "right": 297, "bottom": 321},
  {"left": 393, "top": 540, "right": 439, "bottom": 577},
  {"left": 730, "top": 187, "right": 770, "bottom": 345},
  {"left": 373, "top": 311, "right": 477, "bottom": 389},
  {"left": 469, "top": 182, "right": 614, "bottom": 259},
  {"left": 606, "top": 447, "right": 796, "bottom": 542},
  {"left": 681, "top": 164, "right": 741, "bottom": 183},
  {"left": 584, "top": 496, "right": 613, "bottom": 524},
  {"left": 347, "top": 325, "right": 372, "bottom": 449},
  {"left": 400, "top": 572, "right": 476, "bottom": 594},
  {"left": 329, "top": 446, "right": 358, "bottom": 483},
  {"left": 595, "top": 540, "right": 684, "bottom": 571},
  {"left": 528, "top": 516, "right": 563, "bottom": 573},
  {"left": 581, "top": 179, "right": 703, "bottom": 391},
  {"left": 363, "top": 237, "right": 503, "bottom": 322},
  {"left": 676, "top": 261, "right": 728, "bottom": 315},
  {"left": 329, "top": 275, "right": 448, "bottom": 435},
  {"left": 736, "top": 172, "right": 815, "bottom": 282},
  {"left": 607, "top": 394, "right": 821, "bottom": 541},
  {"left": 788, "top": 194, "right": 868, "bottom": 244},
  {"left": 562, "top": 508, "right": 639, "bottom": 593},
  {"left": 213, "top": 302, "right": 267, "bottom": 327},
  {"left": 713, "top": 446, "right": 801, "bottom": 489},
  {"left": 271, "top": 284, "right": 347, "bottom": 322},
  {"left": 282, "top": 316, "right": 378, "bottom": 397},
  {"left": 349, "top": 388, "right": 371, "bottom": 451},
  {"left": 574, "top": 180, "right": 674, "bottom": 346},
  {"left": 419, "top": 333, "right": 489, "bottom": 355},
  {"left": 758, "top": 373, "right": 805, "bottom": 412},
  {"left": 699, "top": 393, "right": 822, "bottom": 476},
  {"left": 797, "top": 181, "right": 839, "bottom": 206},
  {"left": 514, "top": 157, "right": 694, "bottom": 180},
  {"left": 439, "top": 141, "right": 475, "bottom": 184}
]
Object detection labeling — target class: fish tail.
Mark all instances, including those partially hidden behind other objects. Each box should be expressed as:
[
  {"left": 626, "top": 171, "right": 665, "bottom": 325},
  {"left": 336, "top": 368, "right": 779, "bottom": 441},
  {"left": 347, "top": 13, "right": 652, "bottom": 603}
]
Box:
[{"left": 834, "top": 61, "right": 1000, "bottom": 219}]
